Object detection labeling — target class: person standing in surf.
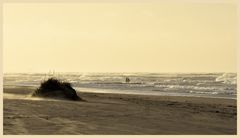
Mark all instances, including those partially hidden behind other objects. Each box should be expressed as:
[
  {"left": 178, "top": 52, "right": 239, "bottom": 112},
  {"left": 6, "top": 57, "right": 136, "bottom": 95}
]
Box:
[{"left": 126, "top": 77, "right": 130, "bottom": 83}]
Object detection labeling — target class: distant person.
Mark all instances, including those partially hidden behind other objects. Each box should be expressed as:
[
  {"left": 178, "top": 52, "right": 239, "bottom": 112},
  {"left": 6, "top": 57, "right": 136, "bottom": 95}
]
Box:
[{"left": 126, "top": 77, "right": 130, "bottom": 83}]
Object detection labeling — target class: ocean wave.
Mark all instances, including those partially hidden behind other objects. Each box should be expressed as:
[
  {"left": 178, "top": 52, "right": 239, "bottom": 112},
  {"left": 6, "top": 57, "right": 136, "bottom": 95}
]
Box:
[
  {"left": 3, "top": 73, "right": 237, "bottom": 98},
  {"left": 215, "top": 73, "right": 236, "bottom": 84},
  {"left": 154, "top": 84, "right": 222, "bottom": 91}
]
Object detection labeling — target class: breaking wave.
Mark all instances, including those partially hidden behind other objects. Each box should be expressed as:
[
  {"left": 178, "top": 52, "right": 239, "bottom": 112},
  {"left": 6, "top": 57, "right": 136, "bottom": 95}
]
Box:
[{"left": 3, "top": 72, "right": 237, "bottom": 99}]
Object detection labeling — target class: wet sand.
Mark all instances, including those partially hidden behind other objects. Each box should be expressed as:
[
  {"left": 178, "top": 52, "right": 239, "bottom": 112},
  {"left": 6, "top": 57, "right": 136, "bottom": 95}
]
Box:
[{"left": 3, "top": 86, "right": 237, "bottom": 135}]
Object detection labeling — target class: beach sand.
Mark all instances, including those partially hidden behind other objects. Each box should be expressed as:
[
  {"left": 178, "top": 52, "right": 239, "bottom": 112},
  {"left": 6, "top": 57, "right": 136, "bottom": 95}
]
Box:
[{"left": 3, "top": 86, "right": 237, "bottom": 135}]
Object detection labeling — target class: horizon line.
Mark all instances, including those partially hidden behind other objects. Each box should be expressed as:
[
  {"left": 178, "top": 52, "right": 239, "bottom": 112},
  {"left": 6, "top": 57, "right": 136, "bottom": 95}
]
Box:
[{"left": 3, "top": 71, "right": 237, "bottom": 74}]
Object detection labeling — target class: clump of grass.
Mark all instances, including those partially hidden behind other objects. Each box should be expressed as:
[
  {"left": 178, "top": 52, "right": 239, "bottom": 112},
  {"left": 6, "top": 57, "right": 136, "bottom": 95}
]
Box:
[{"left": 33, "top": 78, "right": 82, "bottom": 101}]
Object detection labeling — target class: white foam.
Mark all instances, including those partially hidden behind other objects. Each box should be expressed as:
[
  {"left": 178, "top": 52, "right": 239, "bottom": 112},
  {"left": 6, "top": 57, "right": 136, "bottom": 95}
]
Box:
[{"left": 215, "top": 73, "right": 236, "bottom": 84}]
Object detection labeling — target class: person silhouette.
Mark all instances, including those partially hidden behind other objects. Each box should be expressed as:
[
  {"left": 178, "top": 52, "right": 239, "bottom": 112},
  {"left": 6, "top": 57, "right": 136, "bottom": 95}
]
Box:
[{"left": 126, "top": 77, "right": 130, "bottom": 83}]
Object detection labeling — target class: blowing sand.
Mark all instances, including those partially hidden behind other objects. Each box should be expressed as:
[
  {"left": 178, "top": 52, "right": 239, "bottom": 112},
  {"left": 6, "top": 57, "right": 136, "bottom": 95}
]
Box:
[{"left": 3, "top": 86, "right": 237, "bottom": 135}]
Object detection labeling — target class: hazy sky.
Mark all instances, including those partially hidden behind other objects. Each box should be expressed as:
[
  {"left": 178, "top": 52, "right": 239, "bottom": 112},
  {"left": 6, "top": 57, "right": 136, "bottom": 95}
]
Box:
[{"left": 3, "top": 2, "right": 237, "bottom": 73}]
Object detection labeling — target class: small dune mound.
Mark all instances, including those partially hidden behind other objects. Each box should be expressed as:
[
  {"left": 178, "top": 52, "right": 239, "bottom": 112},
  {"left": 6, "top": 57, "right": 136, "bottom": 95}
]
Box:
[{"left": 32, "top": 78, "right": 82, "bottom": 101}]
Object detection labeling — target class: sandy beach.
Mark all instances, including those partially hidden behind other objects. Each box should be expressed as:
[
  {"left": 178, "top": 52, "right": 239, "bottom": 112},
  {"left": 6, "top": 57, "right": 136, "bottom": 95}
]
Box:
[{"left": 3, "top": 86, "right": 237, "bottom": 135}]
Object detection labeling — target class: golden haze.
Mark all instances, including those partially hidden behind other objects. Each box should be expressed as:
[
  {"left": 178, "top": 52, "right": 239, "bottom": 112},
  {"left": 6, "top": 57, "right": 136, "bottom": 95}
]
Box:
[{"left": 3, "top": 3, "right": 237, "bottom": 73}]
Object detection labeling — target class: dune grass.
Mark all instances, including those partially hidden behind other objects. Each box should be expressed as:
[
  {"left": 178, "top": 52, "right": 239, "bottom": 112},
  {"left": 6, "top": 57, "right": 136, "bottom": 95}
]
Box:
[{"left": 33, "top": 78, "right": 82, "bottom": 101}]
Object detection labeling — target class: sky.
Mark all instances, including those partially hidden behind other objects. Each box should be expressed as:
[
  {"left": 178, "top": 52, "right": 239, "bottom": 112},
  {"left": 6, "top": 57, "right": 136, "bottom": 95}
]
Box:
[{"left": 3, "top": 2, "right": 237, "bottom": 73}]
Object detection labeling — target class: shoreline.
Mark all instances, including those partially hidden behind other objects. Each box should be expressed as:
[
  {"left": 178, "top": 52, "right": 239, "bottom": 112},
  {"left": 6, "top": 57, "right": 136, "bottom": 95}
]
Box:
[
  {"left": 4, "top": 85, "right": 237, "bottom": 100},
  {"left": 3, "top": 86, "right": 237, "bottom": 135},
  {"left": 79, "top": 90, "right": 237, "bottom": 100}
]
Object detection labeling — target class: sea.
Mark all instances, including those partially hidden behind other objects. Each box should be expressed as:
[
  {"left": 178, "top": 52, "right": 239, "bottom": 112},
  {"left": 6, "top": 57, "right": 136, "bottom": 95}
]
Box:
[{"left": 3, "top": 72, "right": 237, "bottom": 99}]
